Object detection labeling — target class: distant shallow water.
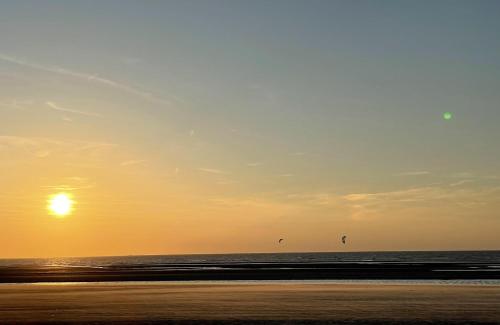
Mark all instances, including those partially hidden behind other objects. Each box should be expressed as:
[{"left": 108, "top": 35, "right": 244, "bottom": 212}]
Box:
[
  {"left": 1, "top": 251, "right": 499, "bottom": 283},
  {"left": 1, "top": 251, "right": 499, "bottom": 268}
]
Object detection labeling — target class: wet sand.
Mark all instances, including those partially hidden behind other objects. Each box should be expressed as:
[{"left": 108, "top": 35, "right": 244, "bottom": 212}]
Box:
[{"left": 0, "top": 282, "right": 499, "bottom": 324}]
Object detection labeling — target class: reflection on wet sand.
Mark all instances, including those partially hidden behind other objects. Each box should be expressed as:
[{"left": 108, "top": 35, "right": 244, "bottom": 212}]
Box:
[{"left": 0, "top": 282, "right": 498, "bottom": 324}]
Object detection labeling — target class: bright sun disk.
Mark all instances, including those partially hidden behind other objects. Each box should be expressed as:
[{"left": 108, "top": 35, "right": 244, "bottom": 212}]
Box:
[{"left": 48, "top": 193, "right": 74, "bottom": 217}]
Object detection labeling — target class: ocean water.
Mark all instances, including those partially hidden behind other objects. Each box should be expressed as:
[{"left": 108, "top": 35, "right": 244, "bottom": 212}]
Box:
[{"left": 1, "top": 250, "right": 499, "bottom": 268}]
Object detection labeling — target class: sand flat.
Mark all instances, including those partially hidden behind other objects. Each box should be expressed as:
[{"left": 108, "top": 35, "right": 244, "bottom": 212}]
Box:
[{"left": 0, "top": 282, "right": 499, "bottom": 324}]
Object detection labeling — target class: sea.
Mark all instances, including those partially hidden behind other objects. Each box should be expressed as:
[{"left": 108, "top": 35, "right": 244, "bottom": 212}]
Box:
[
  {"left": 1, "top": 251, "right": 500, "bottom": 285},
  {"left": 1, "top": 250, "right": 499, "bottom": 268}
]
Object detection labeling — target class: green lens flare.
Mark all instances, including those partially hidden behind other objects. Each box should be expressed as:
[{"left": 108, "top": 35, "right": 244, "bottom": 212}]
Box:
[{"left": 443, "top": 112, "right": 453, "bottom": 120}]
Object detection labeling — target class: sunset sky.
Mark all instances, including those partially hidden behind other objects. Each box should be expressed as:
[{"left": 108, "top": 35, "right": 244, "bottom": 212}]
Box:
[{"left": 1, "top": 1, "right": 499, "bottom": 258}]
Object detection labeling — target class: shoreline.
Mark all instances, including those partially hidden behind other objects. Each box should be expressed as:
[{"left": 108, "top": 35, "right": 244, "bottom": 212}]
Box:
[{"left": 3, "top": 279, "right": 500, "bottom": 287}]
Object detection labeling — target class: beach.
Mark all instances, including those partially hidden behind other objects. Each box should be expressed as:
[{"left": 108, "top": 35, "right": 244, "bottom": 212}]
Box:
[
  {"left": 0, "top": 281, "right": 499, "bottom": 324},
  {"left": 1, "top": 252, "right": 499, "bottom": 323}
]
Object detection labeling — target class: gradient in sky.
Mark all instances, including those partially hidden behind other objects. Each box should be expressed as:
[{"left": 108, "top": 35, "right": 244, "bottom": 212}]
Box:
[{"left": 1, "top": 0, "right": 499, "bottom": 258}]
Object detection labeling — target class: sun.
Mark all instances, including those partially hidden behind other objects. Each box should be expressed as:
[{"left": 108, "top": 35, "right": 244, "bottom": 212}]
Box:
[{"left": 48, "top": 193, "right": 74, "bottom": 217}]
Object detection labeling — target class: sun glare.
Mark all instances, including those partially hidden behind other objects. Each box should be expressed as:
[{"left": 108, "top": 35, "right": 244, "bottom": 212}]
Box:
[{"left": 48, "top": 193, "right": 74, "bottom": 217}]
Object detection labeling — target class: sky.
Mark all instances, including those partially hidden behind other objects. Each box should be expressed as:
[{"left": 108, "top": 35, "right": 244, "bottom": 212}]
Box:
[{"left": 1, "top": 0, "right": 499, "bottom": 258}]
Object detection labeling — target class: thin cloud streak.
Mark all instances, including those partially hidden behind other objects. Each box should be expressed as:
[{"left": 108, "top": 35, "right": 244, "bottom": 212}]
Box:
[
  {"left": 0, "top": 98, "right": 34, "bottom": 110},
  {"left": 341, "top": 185, "right": 500, "bottom": 206},
  {"left": 0, "top": 53, "right": 175, "bottom": 106},
  {"left": 46, "top": 101, "right": 101, "bottom": 117},
  {"left": 197, "top": 168, "right": 228, "bottom": 175},
  {"left": 394, "top": 171, "right": 430, "bottom": 176},
  {"left": 246, "top": 162, "right": 263, "bottom": 167},
  {"left": 450, "top": 179, "right": 474, "bottom": 187},
  {"left": 0, "top": 135, "right": 117, "bottom": 160},
  {"left": 120, "top": 160, "right": 147, "bottom": 167}
]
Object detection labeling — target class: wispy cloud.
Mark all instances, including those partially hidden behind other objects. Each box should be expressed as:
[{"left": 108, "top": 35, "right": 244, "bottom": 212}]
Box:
[
  {"left": 285, "top": 192, "right": 337, "bottom": 206},
  {"left": 120, "top": 57, "right": 143, "bottom": 65},
  {"left": 0, "top": 135, "right": 116, "bottom": 161},
  {"left": 216, "top": 180, "right": 237, "bottom": 185},
  {"left": 451, "top": 172, "right": 475, "bottom": 179},
  {"left": 276, "top": 173, "right": 293, "bottom": 177},
  {"left": 394, "top": 171, "right": 430, "bottom": 176},
  {"left": 246, "top": 162, "right": 263, "bottom": 167},
  {"left": 0, "top": 136, "right": 62, "bottom": 158},
  {"left": 41, "top": 176, "right": 95, "bottom": 191},
  {"left": 0, "top": 98, "right": 34, "bottom": 110},
  {"left": 46, "top": 101, "right": 101, "bottom": 117},
  {"left": 342, "top": 185, "right": 500, "bottom": 208},
  {"left": 449, "top": 179, "right": 474, "bottom": 187},
  {"left": 197, "top": 168, "right": 228, "bottom": 175},
  {"left": 281, "top": 180, "right": 500, "bottom": 220},
  {"left": 0, "top": 53, "right": 176, "bottom": 105},
  {"left": 120, "top": 159, "right": 147, "bottom": 167},
  {"left": 290, "top": 152, "right": 306, "bottom": 156},
  {"left": 342, "top": 186, "right": 454, "bottom": 203},
  {"left": 207, "top": 197, "right": 297, "bottom": 216}
]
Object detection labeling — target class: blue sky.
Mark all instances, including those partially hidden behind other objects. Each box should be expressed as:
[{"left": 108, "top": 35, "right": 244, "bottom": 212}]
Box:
[{"left": 1, "top": 1, "right": 499, "bottom": 256}]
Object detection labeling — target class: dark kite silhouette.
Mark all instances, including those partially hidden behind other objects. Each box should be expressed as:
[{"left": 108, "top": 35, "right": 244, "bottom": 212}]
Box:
[
  {"left": 341, "top": 235, "right": 347, "bottom": 244},
  {"left": 278, "top": 238, "right": 284, "bottom": 244}
]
